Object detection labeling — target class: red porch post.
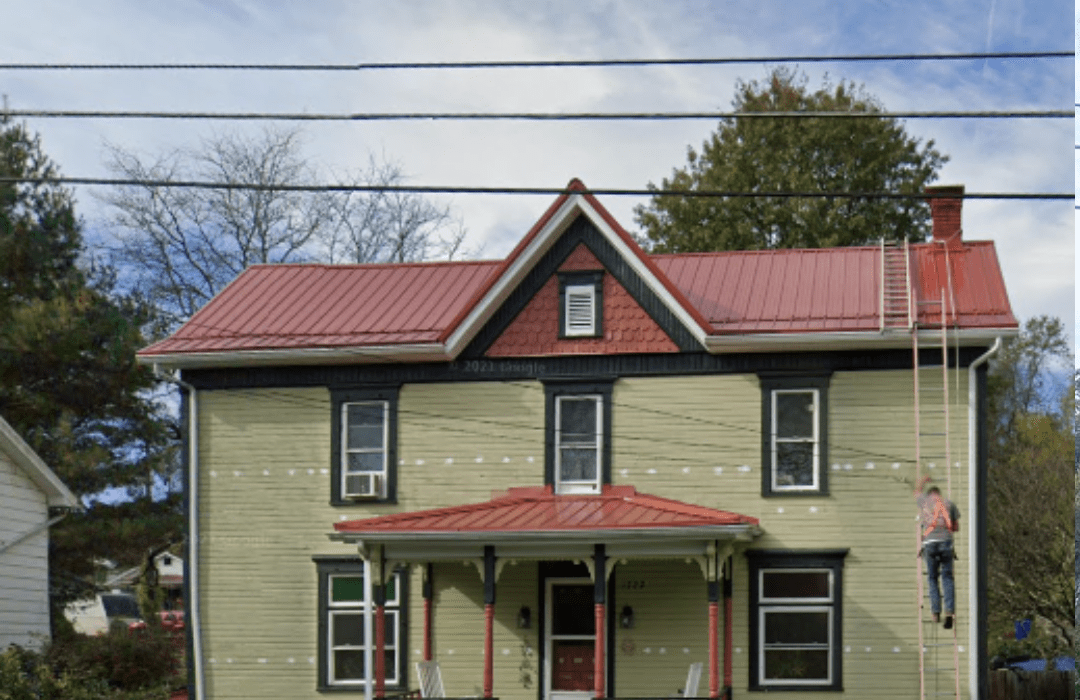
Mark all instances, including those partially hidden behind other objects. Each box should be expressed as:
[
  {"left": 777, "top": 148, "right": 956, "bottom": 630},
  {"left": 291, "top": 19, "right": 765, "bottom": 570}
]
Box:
[
  {"left": 708, "top": 586, "right": 720, "bottom": 698},
  {"left": 423, "top": 564, "right": 433, "bottom": 661},
  {"left": 483, "top": 546, "right": 496, "bottom": 699},
  {"left": 594, "top": 603, "right": 606, "bottom": 698},
  {"left": 593, "top": 544, "right": 607, "bottom": 699},
  {"left": 375, "top": 590, "right": 387, "bottom": 698},
  {"left": 723, "top": 562, "right": 733, "bottom": 700}
]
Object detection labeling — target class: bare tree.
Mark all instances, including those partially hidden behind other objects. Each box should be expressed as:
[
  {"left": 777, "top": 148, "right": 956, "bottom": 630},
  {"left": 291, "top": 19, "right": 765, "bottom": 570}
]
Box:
[
  {"left": 100, "top": 127, "right": 467, "bottom": 330},
  {"left": 321, "top": 157, "right": 468, "bottom": 264}
]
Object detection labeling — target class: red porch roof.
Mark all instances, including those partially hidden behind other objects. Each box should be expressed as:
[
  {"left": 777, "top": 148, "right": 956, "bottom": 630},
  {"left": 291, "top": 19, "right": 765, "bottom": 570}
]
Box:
[{"left": 333, "top": 485, "right": 758, "bottom": 537}]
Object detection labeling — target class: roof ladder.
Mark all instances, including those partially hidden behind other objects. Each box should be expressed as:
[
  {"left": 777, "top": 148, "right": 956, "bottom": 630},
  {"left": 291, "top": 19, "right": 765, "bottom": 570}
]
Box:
[
  {"left": 880, "top": 240, "right": 913, "bottom": 331},
  {"left": 913, "top": 294, "right": 961, "bottom": 700}
]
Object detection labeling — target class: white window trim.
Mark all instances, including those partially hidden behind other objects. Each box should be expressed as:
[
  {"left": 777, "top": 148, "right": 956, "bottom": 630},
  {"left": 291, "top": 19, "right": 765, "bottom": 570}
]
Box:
[
  {"left": 341, "top": 400, "right": 389, "bottom": 498},
  {"left": 326, "top": 569, "right": 402, "bottom": 687},
  {"left": 555, "top": 394, "right": 602, "bottom": 494},
  {"left": 770, "top": 389, "right": 820, "bottom": 492},
  {"left": 758, "top": 604, "right": 833, "bottom": 687},
  {"left": 564, "top": 283, "right": 597, "bottom": 336},
  {"left": 759, "top": 568, "right": 834, "bottom": 603}
]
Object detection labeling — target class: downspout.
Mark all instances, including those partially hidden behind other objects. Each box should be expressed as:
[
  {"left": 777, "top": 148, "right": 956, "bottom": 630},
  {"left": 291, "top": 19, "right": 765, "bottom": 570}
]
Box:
[
  {"left": 968, "top": 338, "right": 999, "bottom": 700},
  {"left": 155, "top": 365, "right": 204, "bottom": 700}
]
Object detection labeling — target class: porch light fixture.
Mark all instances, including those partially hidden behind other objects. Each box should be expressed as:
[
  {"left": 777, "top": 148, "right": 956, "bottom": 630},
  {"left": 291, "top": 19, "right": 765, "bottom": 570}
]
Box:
[
  {"left": 518, "top": 605, "right": 531, "bottom": 629},
  {"left": 620, "top": 605, "right": 634, "bottom": 629}
]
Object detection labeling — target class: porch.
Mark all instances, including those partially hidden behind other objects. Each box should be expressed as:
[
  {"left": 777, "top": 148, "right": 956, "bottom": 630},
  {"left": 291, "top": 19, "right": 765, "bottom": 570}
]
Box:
[{"left": 329, "top": 485, "right": 761, "bottom": 700}]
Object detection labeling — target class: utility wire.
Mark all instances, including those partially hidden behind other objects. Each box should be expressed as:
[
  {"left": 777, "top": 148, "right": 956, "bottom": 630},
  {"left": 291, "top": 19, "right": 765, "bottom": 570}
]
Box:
[
  {"left": 5, "top": 109, "right": 1070, "bottom": 121},
  {"left": 0, "top": 177, "right": 1069, "bottom": 199},
  {"left": 0, "top": 50, "right": 1070, "bottom": 71}
]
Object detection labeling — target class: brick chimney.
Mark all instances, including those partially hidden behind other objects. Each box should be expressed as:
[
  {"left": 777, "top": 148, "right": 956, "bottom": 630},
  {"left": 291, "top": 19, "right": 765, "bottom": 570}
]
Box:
[{"left": 925, "top": 185, "right": 964, "bottom": 247}]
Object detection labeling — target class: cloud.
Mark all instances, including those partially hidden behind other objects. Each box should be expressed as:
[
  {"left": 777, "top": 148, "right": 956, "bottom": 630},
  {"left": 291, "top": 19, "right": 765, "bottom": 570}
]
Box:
[{"left": 3, "top": 0, "right": 1071, "bottom": 344}]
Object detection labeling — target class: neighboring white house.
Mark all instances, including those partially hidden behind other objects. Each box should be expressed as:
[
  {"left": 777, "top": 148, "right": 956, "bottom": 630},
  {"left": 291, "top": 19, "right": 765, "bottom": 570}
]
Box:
[
  {"left": 0, "top": 415, "right": 79, "bottom": 649},
  {"left": 104, "top": 551, "right": 185, "bottom": 610}
]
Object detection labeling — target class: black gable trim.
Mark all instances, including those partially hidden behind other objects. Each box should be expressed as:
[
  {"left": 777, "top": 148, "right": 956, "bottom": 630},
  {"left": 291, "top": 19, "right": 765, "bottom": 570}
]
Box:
[
  {"left": 181, "top": 346, "right": 989, "bottom": 390},
  {"left": 462, "top": 215, "right": 702, "bottom": 357}
]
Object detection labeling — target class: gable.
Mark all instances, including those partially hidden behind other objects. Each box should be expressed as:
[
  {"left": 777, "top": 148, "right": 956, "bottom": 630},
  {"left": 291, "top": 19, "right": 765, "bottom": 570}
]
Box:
[
  {"left": 462, "top": 215, "right": 704, "bottom": 358},
  {"left": 486, "top": 243, "right": 679, "bottom": 357}
]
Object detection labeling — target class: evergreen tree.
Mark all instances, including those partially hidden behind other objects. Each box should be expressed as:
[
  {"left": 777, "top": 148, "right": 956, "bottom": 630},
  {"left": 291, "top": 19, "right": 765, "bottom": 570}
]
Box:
[
  {"left": 0, "top": 114, "right": 180, "bottom": 609},
  {"left": 635, "top": 67, "right": 947, "bottom": 251}
]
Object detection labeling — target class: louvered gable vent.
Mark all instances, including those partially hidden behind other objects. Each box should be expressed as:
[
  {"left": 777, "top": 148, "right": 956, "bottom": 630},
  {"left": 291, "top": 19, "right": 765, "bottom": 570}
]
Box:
[{"left": 565, "top": 284, "right": 596, "bottom": 336}]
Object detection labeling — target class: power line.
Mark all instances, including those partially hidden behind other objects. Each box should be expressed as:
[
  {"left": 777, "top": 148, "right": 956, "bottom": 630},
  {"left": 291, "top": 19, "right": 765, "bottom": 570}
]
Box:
[
  {"left": 5, "top": 109, "right": 1069, "bottom": 122},
  {"left": 0, "top": 177, "right": 1069, "bottom": 199},
  {"left": 0, "top": 50, "right": 1070, "bottom": 71}
]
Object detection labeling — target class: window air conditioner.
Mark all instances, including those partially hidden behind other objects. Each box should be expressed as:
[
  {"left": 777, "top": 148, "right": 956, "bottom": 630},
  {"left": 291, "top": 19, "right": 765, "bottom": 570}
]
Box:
[{"left": 344, "top": 473, "right": 382, "bottom": 499}]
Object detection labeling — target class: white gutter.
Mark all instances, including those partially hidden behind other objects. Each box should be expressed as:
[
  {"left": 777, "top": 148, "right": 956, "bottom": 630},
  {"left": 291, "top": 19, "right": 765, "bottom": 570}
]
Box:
[
  {"left": 155, "top": 365, "right": 204, "bottom": 700},
  {"left": 0, "top": 513, "right": 69, "bottom": 557},
  {"left": 703, "top": 328, "right": 1014, "bottom": 353},
  {"left": 139, "top": 343, "right": 447, "bottom": 370},
  {"left": 968, "top": 337, "right": 1000, "bottom": 700}
]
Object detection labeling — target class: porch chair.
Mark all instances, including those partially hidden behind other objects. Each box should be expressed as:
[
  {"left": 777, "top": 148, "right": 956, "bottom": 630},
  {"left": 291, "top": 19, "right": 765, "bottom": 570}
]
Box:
[
  {"left": 415, "top": 660, "right": 446, "bottom": 698},
  {"left": 676, "top": 662, "right": 703, "bottom": 698}
]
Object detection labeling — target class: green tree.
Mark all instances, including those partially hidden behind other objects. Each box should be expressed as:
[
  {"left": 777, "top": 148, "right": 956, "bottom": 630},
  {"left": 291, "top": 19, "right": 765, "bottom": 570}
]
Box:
[
  {"left": 985, "top": 317, "right": 1073, "bottom": 660},
  {"left": 635, "top": 67, "right": 948, "bottom": 252},
  {"left": 0, "top": 114, "right": 180, "bottom": 611}
]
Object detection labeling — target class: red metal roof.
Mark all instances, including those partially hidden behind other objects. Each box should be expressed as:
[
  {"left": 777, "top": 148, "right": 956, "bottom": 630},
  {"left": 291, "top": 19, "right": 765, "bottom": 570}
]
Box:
[
  {"left": 653, "top": 241, "right": 1014, "bottom": 334},
  {"left": 139, "top": 185, "right": 1017, "bottom": 361},
  {"left": 141, "top": 260, "right": 500, "bottom": 356},
  {"left": 333, "top": 485, "right": 758, "bottom": 535}
]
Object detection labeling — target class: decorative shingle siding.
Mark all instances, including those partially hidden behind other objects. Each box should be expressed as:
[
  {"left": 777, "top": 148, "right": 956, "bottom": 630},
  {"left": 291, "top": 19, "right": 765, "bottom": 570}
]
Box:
[
  {"left": 558, "top": 243, "right": 603, "bottom": 272},
  {"left": 486, "top": 268, "right": 680, "bottom": 357}
]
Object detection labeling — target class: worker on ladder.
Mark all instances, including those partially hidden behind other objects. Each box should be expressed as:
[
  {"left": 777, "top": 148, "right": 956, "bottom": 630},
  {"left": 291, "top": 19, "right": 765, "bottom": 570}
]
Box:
[{"left": 915, "top": 476, "right": 960, "bottom": 628}]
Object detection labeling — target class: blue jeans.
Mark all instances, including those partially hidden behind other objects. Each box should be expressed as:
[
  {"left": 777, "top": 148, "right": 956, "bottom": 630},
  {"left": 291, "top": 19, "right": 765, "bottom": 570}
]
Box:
[{"left": 924, "top": 540, "right": 954, "bottom": 615}]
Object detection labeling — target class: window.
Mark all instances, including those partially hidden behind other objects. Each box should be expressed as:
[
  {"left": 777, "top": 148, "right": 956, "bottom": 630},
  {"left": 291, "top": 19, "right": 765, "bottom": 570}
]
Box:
[
  {"left": 558, "top": 271, "right": 603, "bottom": 338},
  {"left": 331, "top": 387, "right": 399, "bottom": 505},
  {"left": 747, "top": 550, "right": 847, "bottom": 691},
  {"left": 315, "top": 559, "right": 408, "bottom": 691},
  {"left": 759, "top": 374, "right": 830, "bottom": 496},
  {"left": 544, "top": 381, "right": 612, "bottom": 494}
]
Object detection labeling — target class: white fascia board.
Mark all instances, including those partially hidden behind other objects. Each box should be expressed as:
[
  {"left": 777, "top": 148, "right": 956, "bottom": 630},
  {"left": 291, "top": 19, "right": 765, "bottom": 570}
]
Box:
[
  {"left": 0, "top": 416, "right": 79, "bottom": 508},
  {"left": 578, "top": 200, "right": 710, "bottom": 349},
  {"left": 443, "top": 194, "right": 710, "bottom": 356},
  {"left": 136, "top": 343, "right": 448, "bottom": 370},
  {"left": 443, "top": 196, "right": 582, "bottom": 356},
  {"left": 703, "top": 327, "right": 1018, "bottom": 354}
]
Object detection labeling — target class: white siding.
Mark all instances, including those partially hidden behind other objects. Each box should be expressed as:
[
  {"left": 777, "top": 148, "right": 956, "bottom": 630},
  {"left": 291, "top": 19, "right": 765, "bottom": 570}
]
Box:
[{"left": 0, "top": 447, "right": 51, "bottom": 649}]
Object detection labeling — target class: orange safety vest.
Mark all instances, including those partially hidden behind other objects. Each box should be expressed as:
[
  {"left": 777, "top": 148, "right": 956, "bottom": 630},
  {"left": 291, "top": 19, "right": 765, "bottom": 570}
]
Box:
[{"left": 922, "top": 495, "right": 954, "bottom": 537}]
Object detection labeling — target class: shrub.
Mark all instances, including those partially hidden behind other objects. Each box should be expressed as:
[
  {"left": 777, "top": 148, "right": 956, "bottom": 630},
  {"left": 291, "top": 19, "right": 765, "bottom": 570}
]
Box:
[
  {"left": 47, "top": 625, "right": 180, "bottom": 693},
  {"left": 0, "top": 644, "right": 171, "bottom": 700}
]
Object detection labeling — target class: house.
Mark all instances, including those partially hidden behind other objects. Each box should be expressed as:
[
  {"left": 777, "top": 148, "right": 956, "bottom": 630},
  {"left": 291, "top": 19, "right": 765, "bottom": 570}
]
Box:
[
  {"left": 103, "top": 550, "right": 186, "bottom": 611},
  {"left": 0, "top": 414, "right": 80, "bottom": 648},
  {"left": 137, "top": 181, "right": 1017, "bottom": 700}
]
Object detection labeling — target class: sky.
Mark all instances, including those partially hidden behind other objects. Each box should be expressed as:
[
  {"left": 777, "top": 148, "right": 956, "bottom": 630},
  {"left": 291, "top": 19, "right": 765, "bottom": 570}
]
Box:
[{"left": 2, "top": 0, "right": 1074, "bottom": 357}]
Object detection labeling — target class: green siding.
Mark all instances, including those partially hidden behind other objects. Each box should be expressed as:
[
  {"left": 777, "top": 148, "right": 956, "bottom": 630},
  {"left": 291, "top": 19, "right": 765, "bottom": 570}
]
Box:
[{"left": 195, "top": 369, "right": 974, "bottom": 698}]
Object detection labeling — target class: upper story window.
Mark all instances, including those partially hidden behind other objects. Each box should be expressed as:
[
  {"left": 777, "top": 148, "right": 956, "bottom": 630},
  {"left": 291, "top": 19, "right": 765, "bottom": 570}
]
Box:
[
  {"left": 544, "top": 380, "right": 612, "bottom": 494},
  {"left": 558, "top": 271, "right": 603, "bottom": 338},
  {"left": 759, "top": 374, "right": 830, "bottom": 496},
  {"left": 331, "top": 387, "right": 399, "bottom": 505}
]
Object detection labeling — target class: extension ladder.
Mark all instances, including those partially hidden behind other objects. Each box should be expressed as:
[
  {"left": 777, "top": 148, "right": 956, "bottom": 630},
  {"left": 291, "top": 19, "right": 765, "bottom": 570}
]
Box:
[{"left": 912, "top": 289, "right": 962, "bottom": 700}]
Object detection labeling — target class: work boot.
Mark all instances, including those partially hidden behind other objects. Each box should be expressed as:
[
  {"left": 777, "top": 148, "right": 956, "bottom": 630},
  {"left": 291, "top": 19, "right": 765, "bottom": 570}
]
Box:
[
  {"left": 943, "top": 614, "right": 954, "bottom": 630},
  {"left": 932, "top": 613, "right": 940, "bottom": 623}
]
